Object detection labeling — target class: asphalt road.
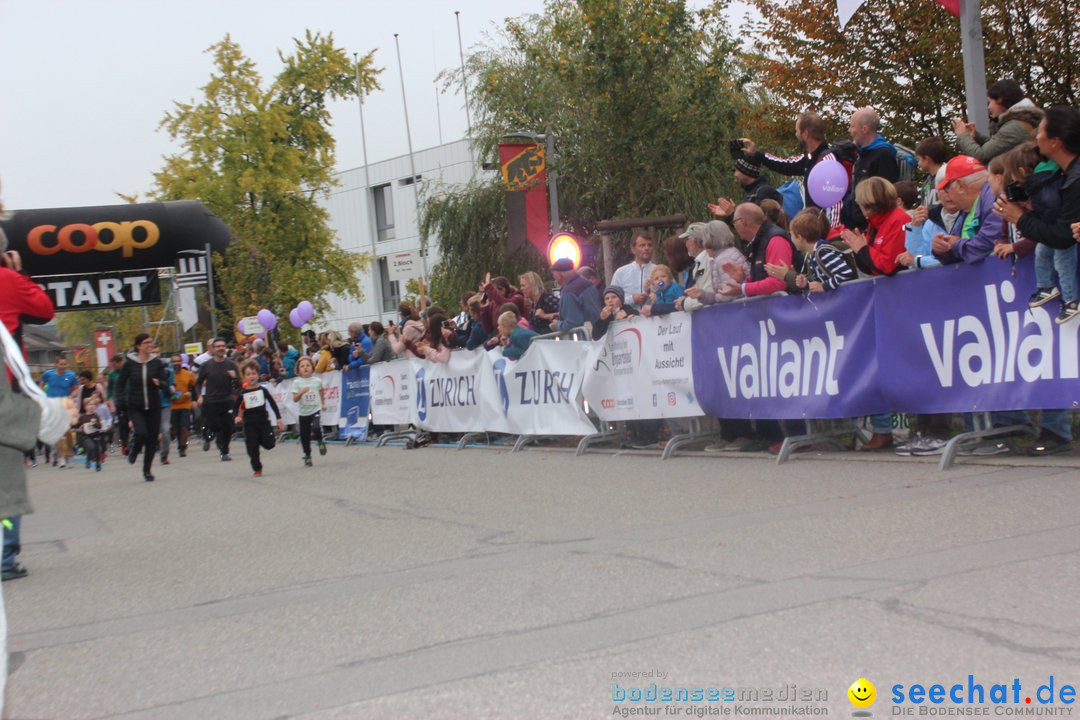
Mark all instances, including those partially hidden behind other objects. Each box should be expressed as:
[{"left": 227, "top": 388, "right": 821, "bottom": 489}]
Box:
[{"left": 5, "top": 440, "right": 1080, "bottom": 719}]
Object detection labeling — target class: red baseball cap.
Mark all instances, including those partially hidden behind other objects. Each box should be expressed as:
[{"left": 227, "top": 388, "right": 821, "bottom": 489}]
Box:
[{"left": 937, "top": 155, "right": 986, "bottom": 190}]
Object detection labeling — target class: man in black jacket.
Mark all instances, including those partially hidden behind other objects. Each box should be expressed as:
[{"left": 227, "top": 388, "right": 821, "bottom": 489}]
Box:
[
  {"left": 734, "top": 157, "right": 783, "bottom": 206},
  {"left": 196, "top": 337, "right": 240, "bottom": 461},
  {"left": 843, "top": 107, "right": 900, "bottom": 230},
  {"left": 737, "top": 112, "right": 833, "bottom": 208}
]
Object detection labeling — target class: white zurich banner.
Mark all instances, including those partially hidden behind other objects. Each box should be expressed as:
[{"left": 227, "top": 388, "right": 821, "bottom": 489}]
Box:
[
  {"left": 582, "top": 313, "right": 704, "bottom": 421},
  {"left": 492, "top": 340, "right": 597, "bottom": 436},
  {"left": 414, "top": 349, "right": 504, "bottom": 432},
  {"left": 263, "top": 371, "right": 342, "bottom": 427},
  {"left": 370, "top": 359, "right": 415, "bottom": 426}
]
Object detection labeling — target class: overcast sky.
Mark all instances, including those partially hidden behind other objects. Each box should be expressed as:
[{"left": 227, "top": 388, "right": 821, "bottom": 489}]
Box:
[{"left": 0, "top": 0, "right": 751, "bottom": 211}]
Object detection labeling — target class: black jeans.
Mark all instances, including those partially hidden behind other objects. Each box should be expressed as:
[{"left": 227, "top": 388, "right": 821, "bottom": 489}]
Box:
[
  {"left": 298, "top": 413, "right": 323, "bottom": 457},
  {"left": 243, "top": 422, "right": 276, "bottom": 471},
  {"left": 81, "top": 434, "right": 104, "bottom": 465},
  {"left": 114, "top": 407, "right": 130, "bottom": 447},
  {"left": 202, "top": 401, "right": 234, "bottom": 454},
  {"left": 128, "top": 407, "right": 160, "bottom": 474}
]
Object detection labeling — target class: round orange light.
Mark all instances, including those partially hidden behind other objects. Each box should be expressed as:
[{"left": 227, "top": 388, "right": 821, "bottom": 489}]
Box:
[{"left": 547, "top": 233, "right": 582, "bottom": 269}]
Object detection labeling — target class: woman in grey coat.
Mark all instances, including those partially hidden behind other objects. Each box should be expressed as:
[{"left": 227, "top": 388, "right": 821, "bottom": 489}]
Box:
[{"left": 953, "top": 79, "right": 1043, "bottom": 163}]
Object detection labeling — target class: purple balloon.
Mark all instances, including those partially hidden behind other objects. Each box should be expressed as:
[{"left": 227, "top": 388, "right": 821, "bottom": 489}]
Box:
[
  {"left": 237, "top": 319, "right": 245, "bottom": 335},
  {"left": 298, "top": 300, "right": 314, "bottom": 322},
  {"left": 257, "top": 308, "right": 277, "bottom": 331},
  {"left": 289, "top": 308, "right": 304, "bottom": 328},
  {"left": 807, "top": 159, "right": 849, "bottom": 209}
]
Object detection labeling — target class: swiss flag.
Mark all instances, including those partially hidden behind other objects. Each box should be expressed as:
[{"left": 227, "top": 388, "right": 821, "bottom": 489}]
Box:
[
  {"left": 934, "top": 0, "right": 960, "bottom": 16},
  {"left": 94, "top": 328, "right": 114, "bottom": 372}
]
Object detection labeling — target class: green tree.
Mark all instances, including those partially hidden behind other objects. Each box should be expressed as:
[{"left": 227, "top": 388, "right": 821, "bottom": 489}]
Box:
[
  {"left": 743, "top": 0, "right": 1077, "bottom": 148},
  {"left": 422, "top": 0, "right": 756, "bottom": 308},
  {"left": 154, "top": 32, "right": 381, "bottom": 328}
]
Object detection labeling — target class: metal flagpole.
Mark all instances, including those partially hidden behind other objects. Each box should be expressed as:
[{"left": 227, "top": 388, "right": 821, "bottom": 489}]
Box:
[
  {"left": 454, "top": 11, "right": 472, "bottom": 137},
  {"left": 546, "top": 126, "right": 559, "bottom": 235},
  {"left": 433, "top": 35, "right": 443, "bottom": 145},
  {"left": 959, "top": 0, "right": 989, "bottom": 136},
  {"left": 393, "top": 33, "right": 429, "bottom": 284},
  {"left": 355, "top": 53, "right": 384, "bottom": 320},
  {"left": 454, "top": 10, "right": 478, "bottom": 181},
  {"left": 205, "top": 243, "right": 218, "bottom": 337}
]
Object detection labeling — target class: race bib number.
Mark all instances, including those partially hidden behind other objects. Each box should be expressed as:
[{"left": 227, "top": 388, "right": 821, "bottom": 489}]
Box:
[
  {"left": 243, "top": 391, "right": 263, "bottom": 410},
  {"left": 302, "top": 391, "right": 318, "bottom": 405}
]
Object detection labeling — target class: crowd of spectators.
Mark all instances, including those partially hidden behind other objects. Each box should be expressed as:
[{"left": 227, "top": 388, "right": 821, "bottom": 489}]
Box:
[
  {"left": 332, "top": 84, "right": 1077, "bottom": 457},
  {"left": 242, "top": 85, "right": 1077, "bottom": 457}
]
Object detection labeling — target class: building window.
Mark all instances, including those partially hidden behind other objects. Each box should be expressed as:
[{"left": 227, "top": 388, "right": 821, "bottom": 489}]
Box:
[
  {"left": 378, "top": 257, "right": 400, "bottom": 313},
  {"left": 374, "top": 183, "right": 395, "bottom": 241}
]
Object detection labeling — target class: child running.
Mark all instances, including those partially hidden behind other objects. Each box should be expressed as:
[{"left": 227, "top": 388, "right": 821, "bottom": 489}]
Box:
[
  {"left": 233, "top": 360, "right": 283, "bottom": 477},
  {"left": 78, "top": 396, "right": 105, "bottom": 472},
  {"left": 291, "top": 356, "right": 326, "bottom": 467}
]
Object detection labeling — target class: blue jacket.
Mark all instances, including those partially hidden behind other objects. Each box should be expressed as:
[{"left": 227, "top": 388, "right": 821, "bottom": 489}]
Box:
[
  {"left": 466, "top": 322, "right": 489, "bottom": 351},
  {"left": 904, "top": 219, "right": 944, "bottom": 269},
  {"left": 159, "top": 363, "right": 176, "bottom": 408},
  {"left": 347, "top": 334, "right": 374, "bottom": 370},
  {"left": 503, "top": 326, "right": 538, "bottom": 360},
  {"left": 555, "top": 273, "right": 602, "bottom": 331},
  {"left": 281, "top": 347, "right": 299, "bottom": 379}
]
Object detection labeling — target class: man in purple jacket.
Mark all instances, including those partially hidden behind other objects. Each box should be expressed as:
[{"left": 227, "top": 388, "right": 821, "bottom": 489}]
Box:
[{"left": 931, "top": 155, "right": 1004, "bottom": 264}]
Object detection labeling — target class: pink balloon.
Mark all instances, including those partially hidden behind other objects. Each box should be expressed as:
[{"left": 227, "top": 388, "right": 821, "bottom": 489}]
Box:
[{"left": 807, "top": 159, "right": 849, "bottom": 208}]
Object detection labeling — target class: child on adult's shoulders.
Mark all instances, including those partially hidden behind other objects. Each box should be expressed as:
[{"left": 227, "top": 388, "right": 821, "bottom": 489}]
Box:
[{"left": 640, "top": 264, "right": 685, "bottom": 317}]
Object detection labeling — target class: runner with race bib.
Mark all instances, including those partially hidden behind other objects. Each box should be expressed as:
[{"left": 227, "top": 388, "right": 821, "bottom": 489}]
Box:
[{"left": 291, "top": 356, "right": 326, "bottom": 467}]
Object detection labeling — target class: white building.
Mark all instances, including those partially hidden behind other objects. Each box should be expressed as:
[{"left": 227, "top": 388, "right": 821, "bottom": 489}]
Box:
[{"left": 321, "top": 138, "right": 485, "bottom": 327}]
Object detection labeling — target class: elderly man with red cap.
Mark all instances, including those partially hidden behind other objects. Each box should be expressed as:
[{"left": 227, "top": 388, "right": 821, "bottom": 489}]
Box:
[{"left": 931, "top": 155, "right": 1005, "bottom": 264}]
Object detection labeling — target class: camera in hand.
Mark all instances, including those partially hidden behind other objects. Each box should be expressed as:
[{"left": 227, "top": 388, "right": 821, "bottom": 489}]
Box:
[
  {"left": 728, "top": 138, "right": 747, "bottom": 158},
  {"left": 1004, "top": 182, "right": 1028, "bottom": 202}
]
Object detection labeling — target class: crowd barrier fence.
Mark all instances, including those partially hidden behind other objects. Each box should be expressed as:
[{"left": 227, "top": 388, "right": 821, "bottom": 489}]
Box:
[{"left": 290, "top": 255, "right": 1076, "bottom": 469}]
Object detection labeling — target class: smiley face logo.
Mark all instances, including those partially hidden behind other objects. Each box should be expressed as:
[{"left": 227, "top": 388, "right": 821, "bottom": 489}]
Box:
[{"left": 848, "top": 679, "right": 876, "bottom": 708}]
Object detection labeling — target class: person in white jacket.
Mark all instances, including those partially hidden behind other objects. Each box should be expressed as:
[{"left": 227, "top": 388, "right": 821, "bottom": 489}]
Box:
[{"left": 679, "top": 221, "right": 748, "bottom": 309}]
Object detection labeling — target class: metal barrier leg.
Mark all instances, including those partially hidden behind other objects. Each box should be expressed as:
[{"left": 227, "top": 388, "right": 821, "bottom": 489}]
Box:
[
  {"left": 938, "top": 412, "right": 1034, "bottom": 470},
  {"left": 512, "top": 435, "right": 531, "bottom": 452},
  {"left": 457, "top": 432, "right": 489, "bottom": 450},
  {"left": 377, "top": 430, "right": 417, "bottom": 447},
  {"left": 577, "top": 421, "right": 624, "bottom": 456},
  {"left": 661, "top": 418, "right": 724, "bottom": 460},
  {"left": 775, "top": 420, "right": 861, "bottom": 465}
]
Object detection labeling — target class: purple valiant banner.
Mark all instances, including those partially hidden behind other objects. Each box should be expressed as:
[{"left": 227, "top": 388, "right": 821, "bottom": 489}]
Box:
[
  {"left": 875, "top": 256, "right": 1080, "bottom": 413},
  {"left": 691, "top": 281, "right": 886, "bottom": 419}
]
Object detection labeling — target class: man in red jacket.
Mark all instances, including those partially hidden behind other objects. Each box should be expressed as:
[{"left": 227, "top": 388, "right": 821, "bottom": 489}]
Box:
[{"left": 0, "top": 224, "right": 55, "bottom": 345}]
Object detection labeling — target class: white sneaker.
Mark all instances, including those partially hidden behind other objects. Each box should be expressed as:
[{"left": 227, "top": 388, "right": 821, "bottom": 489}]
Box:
[
  {"left": 894, "top": 434, "right": 922, "bottom": 456},
  {"left": 58, "top": 458, "right": 67, "bottom": 469},
  {"left": 910, "top": 437, "right": 949, "bottom": 456}
]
